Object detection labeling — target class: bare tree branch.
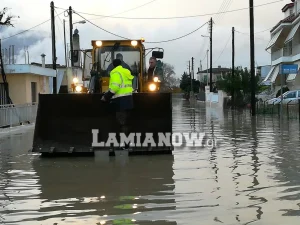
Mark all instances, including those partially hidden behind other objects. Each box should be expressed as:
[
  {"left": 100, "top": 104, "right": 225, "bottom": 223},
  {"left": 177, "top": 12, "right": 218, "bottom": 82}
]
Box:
[{"left": 0, "top": 7, "right": 19, "bottom": 27}]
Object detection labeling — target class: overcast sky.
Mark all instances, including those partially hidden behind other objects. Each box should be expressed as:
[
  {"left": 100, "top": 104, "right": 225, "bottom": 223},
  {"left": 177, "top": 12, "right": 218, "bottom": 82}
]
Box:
[{"left": 0, "top": 0, "right": 289, "bottom": 78}]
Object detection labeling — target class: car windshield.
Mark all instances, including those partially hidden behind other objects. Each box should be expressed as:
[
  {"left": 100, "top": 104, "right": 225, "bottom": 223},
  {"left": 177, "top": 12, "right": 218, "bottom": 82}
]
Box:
[{"left": 94, "top": 46, "right": 140, "bottom": 77}]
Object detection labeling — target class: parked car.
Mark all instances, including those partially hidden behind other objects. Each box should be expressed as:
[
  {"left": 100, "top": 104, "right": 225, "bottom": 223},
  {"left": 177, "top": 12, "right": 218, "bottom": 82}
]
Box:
[{"left": 266, "top": 90, "right": 300, "bottom": 105}]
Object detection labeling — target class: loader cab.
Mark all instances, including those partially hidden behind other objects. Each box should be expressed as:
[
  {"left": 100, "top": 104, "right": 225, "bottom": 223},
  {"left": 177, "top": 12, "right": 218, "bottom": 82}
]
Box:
[{"left": 89, "top": 40, "right": 144, "bottom": 93}]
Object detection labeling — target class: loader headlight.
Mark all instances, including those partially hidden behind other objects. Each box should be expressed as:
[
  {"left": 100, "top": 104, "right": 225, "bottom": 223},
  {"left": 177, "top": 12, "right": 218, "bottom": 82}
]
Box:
[
  {"left": 96, "top": 41, "right": 102, "bottom": 46},
  {"left": 153, "top": 76, "right": 159, "bottom": 82},
  {"left": 73, "top": 77, "right": 79, "bottom": 84},
  {"left": 75, "top": 85, "right": 82, "bottom": 92},
  {"left": 131, "top": 40, "right": 137, "bottom": 46},
  {"left": 149, "top": 83, "right": 156, "bottom": 91}
]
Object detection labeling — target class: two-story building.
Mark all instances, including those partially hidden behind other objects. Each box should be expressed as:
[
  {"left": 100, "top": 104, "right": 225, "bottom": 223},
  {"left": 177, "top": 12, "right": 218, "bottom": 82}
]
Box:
[
  {"left": 196, "top": 65, "right": 231, "bottom": 83},
  {"left": 264, "top": 0, "right": 300, "bottom": 93}
]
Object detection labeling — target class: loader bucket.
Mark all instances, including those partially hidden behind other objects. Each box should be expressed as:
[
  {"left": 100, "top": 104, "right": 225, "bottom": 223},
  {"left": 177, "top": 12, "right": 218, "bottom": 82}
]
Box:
[{"left": 32, "top": 93, "right": 173, "bottom": 156}]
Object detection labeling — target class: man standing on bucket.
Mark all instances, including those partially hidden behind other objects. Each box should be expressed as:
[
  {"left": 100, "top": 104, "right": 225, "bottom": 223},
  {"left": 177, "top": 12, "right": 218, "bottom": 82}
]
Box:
[{"left": 101, "top": 58, "right": 134, "bottom": 152}]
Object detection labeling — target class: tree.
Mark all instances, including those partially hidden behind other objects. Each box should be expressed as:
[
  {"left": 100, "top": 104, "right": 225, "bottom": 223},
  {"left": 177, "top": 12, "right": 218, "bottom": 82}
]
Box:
[
  {"left": 0, "top": 7, "right": 18, "bottom": 104},
  {"left": 161, "top": 62, "right": 177, "bottom": 88},
  {"left": 179, "top": 72, "right": 200, "bottom": 93},
  {"left": 216, "top": 67, "right": 261, "bottom": 107},
  {"left": 0, "top": 7, "right": 19, "bottom": 26}
]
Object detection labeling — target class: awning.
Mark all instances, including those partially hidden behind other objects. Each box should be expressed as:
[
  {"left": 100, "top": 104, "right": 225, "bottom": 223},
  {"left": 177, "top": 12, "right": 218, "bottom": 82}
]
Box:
[
  {"left": 286, "top": 73, "right": 297, "bottom": 81},
  {"left": 285, "top": 22, "right": 300, "bottom": 44},
  {"left": 263, "top": 66, "right": 275, "bottom": 82},
  {"left": 270, "top": 65, "right": 280, "bottom": 83},
  {"left": 266, "top": 29, "right": 283, "bottom": 50}
]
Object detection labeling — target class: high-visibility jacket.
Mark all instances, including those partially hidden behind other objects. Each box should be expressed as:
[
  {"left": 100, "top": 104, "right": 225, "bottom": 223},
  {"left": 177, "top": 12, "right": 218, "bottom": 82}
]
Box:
[{"left": 109, "top": 65, "right": 134, "bottom": 99}]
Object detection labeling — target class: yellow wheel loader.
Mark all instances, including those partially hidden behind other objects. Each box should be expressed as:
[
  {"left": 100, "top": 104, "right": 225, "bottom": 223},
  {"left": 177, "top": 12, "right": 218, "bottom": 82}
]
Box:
[{"left": 31, "top": 39, "right": 173, "bottom": 156}]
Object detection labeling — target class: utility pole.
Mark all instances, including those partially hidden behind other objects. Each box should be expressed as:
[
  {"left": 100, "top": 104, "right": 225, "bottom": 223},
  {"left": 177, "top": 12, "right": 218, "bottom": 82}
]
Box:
[
  {"left": 50, "top": 1, "right": 57, "bottom": 94},
  {"left": 189, "top": 60, "right": 191, "bottom": 94},
  {"left": 232, "top": 27, "right": 235, "bottom": 107},
  {"left": 209, "top": 17, "right": 213, "bottom": 92},
  {"left": 249, "top": 0, "right": 256, "bottom": 115},
  {"left": 63, "top": 19, "right": 67, "bottom": 67},
  {"left": 191, "top": 57, "right": 194, "bottom": 95},
  {"left": 207, "top": 49, "right": 209, "bottom": 86},
  {"left": 69, "top": 6, "right": 74, "bottom": 67}
]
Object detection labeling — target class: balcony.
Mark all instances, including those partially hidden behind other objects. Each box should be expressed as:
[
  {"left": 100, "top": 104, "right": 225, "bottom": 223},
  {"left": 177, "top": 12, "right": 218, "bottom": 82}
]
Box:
[
  {"left": 271, "top": 43, "right": 300, "bottom": 64},
  {"left": 271, "top": 49, "right": 283, "bottom": 61}
]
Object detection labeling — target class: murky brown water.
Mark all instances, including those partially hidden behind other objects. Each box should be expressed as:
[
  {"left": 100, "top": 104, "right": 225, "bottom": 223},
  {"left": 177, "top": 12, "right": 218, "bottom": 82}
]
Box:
[{"left": 1, "top": 95, "right": 300, "bottom": 224}]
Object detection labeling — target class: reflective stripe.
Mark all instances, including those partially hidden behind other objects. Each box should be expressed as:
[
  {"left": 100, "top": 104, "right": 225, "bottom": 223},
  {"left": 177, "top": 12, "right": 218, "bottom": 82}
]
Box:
[
  {"left": 114, "top": 71, "right": 124, "bottom": 84},
  {"left": 111, "top": 71, "right": 132, "bottom": 88},
  {"left": 111, "top": 92, "right": 132, "bottom": 99},
  {"left": 109, "top": 68, "right": 133, "bottom": 99},
  {"left": 109, "top": 88, "right": 116, "bottom": 94},
  {"left": 110, "top": 82, "right": 121, "bottom": 87}
]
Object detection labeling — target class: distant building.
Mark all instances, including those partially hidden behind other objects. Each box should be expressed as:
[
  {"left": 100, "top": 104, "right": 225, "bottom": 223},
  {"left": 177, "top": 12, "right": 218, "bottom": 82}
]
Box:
[
  {"left": 0, "top": 61, "right": 55, "bottom": 105},
  {"left": 263, "top": 0, "right": 300, "bottom": 92},
  {"left": 196, "top": 65, "right": 231, "bottom": 83}
]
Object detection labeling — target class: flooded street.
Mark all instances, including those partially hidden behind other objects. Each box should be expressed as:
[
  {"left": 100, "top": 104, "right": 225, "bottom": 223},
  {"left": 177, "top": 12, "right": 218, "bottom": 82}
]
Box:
[{"left": 1, "top": 95, "right": 300, "bottom": 224}]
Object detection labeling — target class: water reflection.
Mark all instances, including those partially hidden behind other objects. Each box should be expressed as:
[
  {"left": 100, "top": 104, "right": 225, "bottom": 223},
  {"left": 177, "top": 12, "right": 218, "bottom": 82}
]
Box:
[{"left": 29, "top": 155, "right": 176, "bottom": 224}]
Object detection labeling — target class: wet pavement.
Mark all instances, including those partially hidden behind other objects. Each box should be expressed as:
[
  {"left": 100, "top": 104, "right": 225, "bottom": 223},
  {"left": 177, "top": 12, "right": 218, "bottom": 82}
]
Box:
[{"left": 1, "top": 94, "right": 300, "bottom": 224}]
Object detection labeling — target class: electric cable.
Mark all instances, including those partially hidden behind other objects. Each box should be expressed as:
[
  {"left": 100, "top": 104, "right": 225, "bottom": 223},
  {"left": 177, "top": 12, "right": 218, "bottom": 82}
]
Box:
[
  {"left": 1, "top": 11, "right": 64, "bottom": 40},
  {"left": 74, "top": 11, "right": 208, "bottom": 43},
  {"left": 235, "top": 30, "right": 268, "bottom": 41},
  {"left": 57, "top": 0, "right": 283, "bottom": 20},
  {"left": 87, "top": 0, "right": 159, "bottom": 21},
  {"left": 213, "top": 33, "right": 231, "bottom": 65}
]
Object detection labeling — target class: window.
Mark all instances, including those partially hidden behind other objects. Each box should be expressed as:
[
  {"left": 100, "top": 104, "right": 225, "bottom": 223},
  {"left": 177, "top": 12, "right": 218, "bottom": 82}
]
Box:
[
  {"left": 285, "top": 91, "right": 296, "bottom": 99},
  {"left": 31, "top": 82, "right": 37, "bottom": 103}
]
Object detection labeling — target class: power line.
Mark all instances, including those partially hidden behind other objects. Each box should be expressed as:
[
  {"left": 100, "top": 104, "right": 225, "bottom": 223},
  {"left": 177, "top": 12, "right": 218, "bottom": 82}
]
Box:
[
  {"left": 199, "top": 0, "right": 232, "bottom": 61},
  {"left": 87, "top": 0, "right": 159, "bottom": 21},
  {"left": 213, "top": 33, "right": 231, "bottom": 65},
  {"left": 1, "top": 11, "right": 64, "bottom": 40},
  {"left": 74, "top": 11, "right": 208, "bottom": 43},
  {"left": 58, "top": 0, "right": 283, "bottom": 20},
  {"left": 146, "top": 22, "right": 209, "bottom": 43},
  {"left": 200, "top": 0, "right": 228, "bottom": 57},
  {"left": 235, "top": 30, "right": 268, "bottom": 41},
  {"left": 214, "top": 0, "right": 233, "bottom": 24},
  {"left": 55, "top": 0, "right": 158, "bottom": 21}
]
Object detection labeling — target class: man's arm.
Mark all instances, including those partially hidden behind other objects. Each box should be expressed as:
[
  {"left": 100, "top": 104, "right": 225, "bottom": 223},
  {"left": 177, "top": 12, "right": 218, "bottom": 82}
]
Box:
[{"left": 102, "top": 72, "right": 121, "bottom": 101}]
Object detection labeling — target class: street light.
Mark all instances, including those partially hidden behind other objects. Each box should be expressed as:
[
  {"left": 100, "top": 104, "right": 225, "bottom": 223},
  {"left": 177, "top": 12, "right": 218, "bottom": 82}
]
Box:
[{"left": 63, "top": 19, "right": 86, "bottom": 67}]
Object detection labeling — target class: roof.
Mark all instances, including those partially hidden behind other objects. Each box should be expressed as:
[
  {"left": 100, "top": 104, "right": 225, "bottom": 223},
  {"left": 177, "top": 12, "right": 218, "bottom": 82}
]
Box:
[
  {"left": 197, "top": 67, "right": 231, "bottom": 74},
  {"left": 270, "top": 12, "right": 299, "bottom": 32},
  {"left": 31, "top": 62, "right": 66, "bottom": 69},
  {"left": 3, "top": 64, "right": 56, "bottom": 77}
]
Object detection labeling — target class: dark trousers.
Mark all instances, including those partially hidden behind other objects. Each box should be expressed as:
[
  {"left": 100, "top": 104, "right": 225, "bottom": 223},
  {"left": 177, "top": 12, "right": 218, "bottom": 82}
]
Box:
[{"left": 116, "top": 110, "right": 131, "bottom": 148}]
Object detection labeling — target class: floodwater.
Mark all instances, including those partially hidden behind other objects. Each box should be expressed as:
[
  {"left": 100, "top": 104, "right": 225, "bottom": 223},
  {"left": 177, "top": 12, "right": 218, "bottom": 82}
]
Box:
[{"left": 1, "top": 94, "right": 300, "bottom": 225}]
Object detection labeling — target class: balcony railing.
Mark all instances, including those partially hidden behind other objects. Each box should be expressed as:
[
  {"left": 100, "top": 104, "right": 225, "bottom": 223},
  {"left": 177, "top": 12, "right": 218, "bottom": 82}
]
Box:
[{"left": 271, "top": 49, "right": 283, "bottom": 61}]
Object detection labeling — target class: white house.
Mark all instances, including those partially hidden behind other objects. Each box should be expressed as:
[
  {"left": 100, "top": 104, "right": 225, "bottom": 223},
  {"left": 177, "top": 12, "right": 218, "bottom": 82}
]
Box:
[{"left": 264, "top": 0, "right": 300, "bottom": 93}]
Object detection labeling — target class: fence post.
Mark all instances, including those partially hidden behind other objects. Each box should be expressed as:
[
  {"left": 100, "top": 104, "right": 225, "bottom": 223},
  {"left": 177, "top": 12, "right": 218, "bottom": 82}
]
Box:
[
  {"left": 287, "top": 101, "right": 289, "bottom": 119},
  {"left": 298, "top": 99, "right": 300, "bottom": 120},
  {"left": 9, "top": 106, "right": 12, "bottom": 128}
]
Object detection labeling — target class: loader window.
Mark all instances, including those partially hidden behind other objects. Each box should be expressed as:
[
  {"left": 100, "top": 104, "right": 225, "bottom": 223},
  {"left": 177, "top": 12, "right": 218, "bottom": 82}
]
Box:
[{"left": 94, "top": 46, "right": 141, "bottom": 77}]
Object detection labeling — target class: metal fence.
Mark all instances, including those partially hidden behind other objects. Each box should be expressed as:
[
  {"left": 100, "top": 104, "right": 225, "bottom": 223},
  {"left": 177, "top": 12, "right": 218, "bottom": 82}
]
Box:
[
  {"left": 256, "top": 99, "right": 300, "bottom": 119},
  {"left": 0, "top": 103, "right": 38, "bottom": 128}
]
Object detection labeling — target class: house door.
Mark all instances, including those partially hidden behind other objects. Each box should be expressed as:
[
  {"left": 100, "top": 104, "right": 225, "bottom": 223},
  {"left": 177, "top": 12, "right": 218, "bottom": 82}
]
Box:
[{"left": 31, "top": 82, "right": 37, "bottom": 103}]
